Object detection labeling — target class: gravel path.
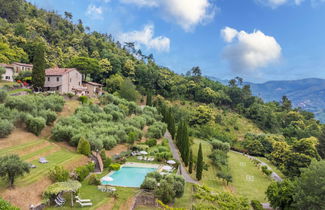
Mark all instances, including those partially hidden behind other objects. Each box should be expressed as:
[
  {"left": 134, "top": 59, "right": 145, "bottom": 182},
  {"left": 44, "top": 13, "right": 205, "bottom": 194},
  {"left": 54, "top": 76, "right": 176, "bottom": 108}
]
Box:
[{"left": 164, "top": 131, "right": 199, "bottom": 184}]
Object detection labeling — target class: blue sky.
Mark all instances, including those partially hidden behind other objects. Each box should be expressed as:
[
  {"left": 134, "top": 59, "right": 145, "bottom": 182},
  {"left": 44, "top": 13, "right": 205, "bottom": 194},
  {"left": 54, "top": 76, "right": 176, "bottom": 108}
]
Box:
[{"left": 27, "top": 0, "right": 325, "bottom": 83}]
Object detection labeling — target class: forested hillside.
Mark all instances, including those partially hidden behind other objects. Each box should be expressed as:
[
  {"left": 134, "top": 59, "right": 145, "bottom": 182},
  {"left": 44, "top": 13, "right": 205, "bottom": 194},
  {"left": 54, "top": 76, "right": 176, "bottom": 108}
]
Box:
[{"left": 0, "top": 1, "right": 325, "bottom": 209}]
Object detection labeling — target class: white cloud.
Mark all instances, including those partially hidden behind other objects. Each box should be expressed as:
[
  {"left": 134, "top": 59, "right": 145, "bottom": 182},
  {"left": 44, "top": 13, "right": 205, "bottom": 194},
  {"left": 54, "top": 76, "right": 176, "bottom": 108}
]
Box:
[
  {"left": 119, "top": 0, "right": 216, "bottom": 31},
  {"left": 118, "top": 24, "right": 170, "bottom": 52},
  {"left": 258, "top": 0, "right": 288, "bottom": 8},
  {"left": 221, "top": 27, "right": 238, "bottom": 43},
  {"left": 221, "top": 27, "right": 282, "bottom": 74},
  {"left": 161, "top": 0, "right": 216, "bottom": 31},
  {"left": 86, "top": 4, "right": 103, "bottom": 19},
  {"left": 258, "top": 0, "right": 325, "bottom": 7},
  {"left": 120, "top": 0, "right": 159, "bottom": 7}
]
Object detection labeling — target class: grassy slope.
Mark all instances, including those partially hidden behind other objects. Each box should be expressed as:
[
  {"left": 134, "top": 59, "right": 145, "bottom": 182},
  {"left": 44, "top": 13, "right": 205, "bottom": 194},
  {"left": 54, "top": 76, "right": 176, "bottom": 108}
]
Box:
[
  {"left": 190, "top": 139, "right": 273, "bottom": 203},
  {"left": 228, "top": 151, "right": 272, "bottom": 202},
  {"left": 172, "top": 100, "right": 263, "bottom": 141}
]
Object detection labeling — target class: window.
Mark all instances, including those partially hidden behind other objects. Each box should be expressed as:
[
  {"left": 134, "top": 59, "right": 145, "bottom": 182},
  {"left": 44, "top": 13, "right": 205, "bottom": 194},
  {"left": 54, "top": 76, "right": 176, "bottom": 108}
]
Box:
[
  {"left": 5, "top": 76, "right": 10, "bottom": 79},
  {"left": 48, "top": 77, "right": 50, "bottom": 81},
  {"left": 70, "top": 78, "right": 72, "bottom": 82},
  {"left": 57, "top": 86, "right": 59, "bottom": 90},
  {"left": 79, "top": 82, "right": 80, "bottom": 86},
  {"left": 57, "top": 77, "right": 60, "bottom": 82}
]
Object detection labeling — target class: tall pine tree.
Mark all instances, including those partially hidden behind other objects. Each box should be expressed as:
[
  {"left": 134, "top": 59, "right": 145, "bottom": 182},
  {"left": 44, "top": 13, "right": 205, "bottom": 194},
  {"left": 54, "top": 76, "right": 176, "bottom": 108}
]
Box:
[
  {"left": 189, "top": 149, "right": 193, "bottom": 174},
  {"left": 196, "top": 143, "right": 203, "bottom": 180},
  {"left": 32, "top": 43, "right": 46, "bottom": 91}
]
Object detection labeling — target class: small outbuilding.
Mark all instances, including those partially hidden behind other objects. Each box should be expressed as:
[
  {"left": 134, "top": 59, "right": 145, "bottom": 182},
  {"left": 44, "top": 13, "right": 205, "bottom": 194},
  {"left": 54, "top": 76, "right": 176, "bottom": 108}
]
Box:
[{"left": 82, "top": 81, "right": 103, "bottom": 97}]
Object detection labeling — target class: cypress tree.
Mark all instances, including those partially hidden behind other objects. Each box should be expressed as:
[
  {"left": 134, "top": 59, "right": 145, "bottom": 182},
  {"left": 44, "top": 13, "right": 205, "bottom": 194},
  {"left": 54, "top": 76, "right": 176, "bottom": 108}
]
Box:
[
  {"left": 196, "top": 143, "right": 203, "bottom": 180},
  {"left": 146, "top": 91, "right": 152, "bottom": 106},
  {"left": 176, "top": 121, "right": 183, "bottom": 148},
  {"left": 31, "top": 43, "right": 46, "bottom": 91},
  {"left": 169, "top": 110, "right": 176, "bottom": 139},
  {"left": 182, "top": 122, "right": 189, "bottom": 166},
  {"left": 189, "top": 150, "right": 193, "bottom": 174}
]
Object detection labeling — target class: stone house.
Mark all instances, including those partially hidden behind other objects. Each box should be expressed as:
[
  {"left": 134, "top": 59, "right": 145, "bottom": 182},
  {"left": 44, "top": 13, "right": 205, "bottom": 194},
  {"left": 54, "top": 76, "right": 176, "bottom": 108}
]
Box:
[
  {"left": 82, "top": 81, "right": 104, "bottom": 97},
  {"left": 44, "top": 68, "right": 83, "bottom": 94},
  {"left": 0, "top": 64, "right": 15, "bottom": 82},
  {"left": 12, "top": 62, "right": 33, "bottom": 74}
]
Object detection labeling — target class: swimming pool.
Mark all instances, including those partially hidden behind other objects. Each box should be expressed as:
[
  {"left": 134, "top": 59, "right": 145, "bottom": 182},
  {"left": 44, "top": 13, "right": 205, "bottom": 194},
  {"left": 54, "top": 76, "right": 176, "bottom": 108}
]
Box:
[{"left": 101, "top": 166, "right": 157, "bottom": 187}]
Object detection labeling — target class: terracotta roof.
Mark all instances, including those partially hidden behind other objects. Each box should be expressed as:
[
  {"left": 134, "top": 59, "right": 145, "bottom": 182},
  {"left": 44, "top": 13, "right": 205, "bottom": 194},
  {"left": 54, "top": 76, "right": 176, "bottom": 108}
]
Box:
[
  {"left": 12, "top": 62, "right": 33, "bottom": 67},
  {"left": 0, "top": 63, "right": 14, "bottom": 68},
  {"left": 45, "top": 68, "right": 78, "bottom": 76},
  {"left": 83, "top": 81, "right": 103, "bottom": 87}
]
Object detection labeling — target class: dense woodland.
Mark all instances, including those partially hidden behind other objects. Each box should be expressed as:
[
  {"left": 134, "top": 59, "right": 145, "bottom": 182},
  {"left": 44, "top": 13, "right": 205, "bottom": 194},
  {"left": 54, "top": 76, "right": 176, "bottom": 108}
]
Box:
[{"left": 0, "top": 0, "right": 324, "bottom": 209}]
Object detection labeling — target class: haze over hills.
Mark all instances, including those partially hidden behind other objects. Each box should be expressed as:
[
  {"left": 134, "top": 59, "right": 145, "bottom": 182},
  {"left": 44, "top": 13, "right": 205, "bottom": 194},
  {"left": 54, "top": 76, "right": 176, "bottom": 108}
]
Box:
[{"left": 208, "top": 77, "right": 325, "bottom": 123}]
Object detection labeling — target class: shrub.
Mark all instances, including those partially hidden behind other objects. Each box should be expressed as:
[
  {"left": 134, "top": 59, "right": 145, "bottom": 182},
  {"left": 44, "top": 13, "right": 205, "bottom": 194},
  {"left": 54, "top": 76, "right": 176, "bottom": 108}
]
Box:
[
  {"left": 25, "top": 115, "right": 46, "bottom": 136},
  {"left": 88, "top": 174, "right": 100, "bottom": 185},
  {"left": 40, "top": 110, "right": 57, "bottom": 125},
  {"left": 146, "top": 171, "right": 163, "bottom": 182},
  {"left": 77, "top": 138, "right": 91, "bottom": 156},
  {"left": 0, "top": 119, "right": 14, "bottom": 138},
  {"left": 103, "top": 158, "right": 112, "bottom": 168},
  {"left": 251, "top": 200, "right": 263, "bottom": 210},
  {"left": 49, "top": 166, "right": 69, "bottom": 182},
  {"left": 102, "top": 136, "right": 117, "bottom": 149},
  {"left": 0, "top": 198, "right": 19, "bottom": 210},
  {"left": 140, "top": 177, "right": 157, "bottom": 190},
  {"left": 261, "top": 165, "right": 272, "bottom": 176},
  {"left": 0, "top": 90, "right": 7, "bottom": 103},
  {"left": 145, "top": 138, "right": 157, "bottom": 147},
  {"left": 127, "top": 131, "right": 138, "bottom": 144},
  {"left": 147, "top": 122, "right": 167, "bottom": 139},
  {"left": 155, "top": 180, "right": 175, "bottom": 204},
  {"left": 79, "top": 96, "right": 89, "bottom": 104},
  {"left": 75, "top": 163, "right": 94, "bottom": 181},
  {"left": 210, "top": 139, "right": 230, "bottom": 152},
  {"left": 88, "top": 138, "right": 103, "bottom": 151},
  {"left": 52, "top": 125, "right": 75, "bottom": 142},
  {"left": 109, "top": 163, "right": 121, "bottom": 171}
]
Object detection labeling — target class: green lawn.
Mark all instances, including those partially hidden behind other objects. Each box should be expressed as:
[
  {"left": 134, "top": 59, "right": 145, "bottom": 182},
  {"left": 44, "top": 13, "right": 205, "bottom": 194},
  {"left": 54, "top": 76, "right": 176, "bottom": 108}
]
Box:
[
  {"left": 7, "top": 88, "right": 32, "bottom": 95},
  {"left": 173, "top": 183, "right": 193, "bottom": 209},
  {"left": 228, "top": 151, "right": 272, "bottom": 202},
  {"left": 46, "top": 182, "right": 138, "bottom": 210},
  {"left": 0, "top": 139, "right": 43, "bottom": 156},
  {"left": 0, "top": 142, "right": 84, "bottom": 188},
  {"left": 191, "top": 139, "right": 223, "bottom": 190},
  {"left": 0, "top": 81, "right": 18, "bottom": 88}
]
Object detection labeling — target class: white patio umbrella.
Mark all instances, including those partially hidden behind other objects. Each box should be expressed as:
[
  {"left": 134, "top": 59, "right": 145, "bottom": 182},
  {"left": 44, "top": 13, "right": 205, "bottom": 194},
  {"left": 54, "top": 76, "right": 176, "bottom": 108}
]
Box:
[
  {"left": 101, "top": 176, "right": 113, "bottom": 182},
  {"left": 139, "top": 151, "right": 148, "bottom": 155},
  {"left": 162, "top": 165, "right": 173, "bottom": 172},
  {"left": 167, "top": 160, "right": 176, "bottom": 165}
]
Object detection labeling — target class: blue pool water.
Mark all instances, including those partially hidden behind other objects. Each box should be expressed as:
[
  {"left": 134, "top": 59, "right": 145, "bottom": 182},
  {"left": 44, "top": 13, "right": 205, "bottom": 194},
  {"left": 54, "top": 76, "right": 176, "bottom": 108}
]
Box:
[{"left": 101, "top": 166, "right": 157, "bottom": 187}]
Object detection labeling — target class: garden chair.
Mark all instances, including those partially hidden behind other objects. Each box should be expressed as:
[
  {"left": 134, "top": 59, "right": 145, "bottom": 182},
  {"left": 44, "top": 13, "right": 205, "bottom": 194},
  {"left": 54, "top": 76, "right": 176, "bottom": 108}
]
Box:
[
  {"left": 76, "top": 200, "right": 93, "bottom": 207},
  {"left": 75, "top": 196, "right": 91, "bottom": 203},
  {"left": 54, "top": 198, "right": 64, "bottom": 207}
]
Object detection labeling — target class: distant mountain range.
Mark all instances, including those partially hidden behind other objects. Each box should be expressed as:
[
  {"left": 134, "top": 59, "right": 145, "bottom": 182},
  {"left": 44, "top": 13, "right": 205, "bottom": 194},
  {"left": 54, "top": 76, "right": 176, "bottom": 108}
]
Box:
[{"left": 208, "top": 77, "right": 325, "bottom": 123}]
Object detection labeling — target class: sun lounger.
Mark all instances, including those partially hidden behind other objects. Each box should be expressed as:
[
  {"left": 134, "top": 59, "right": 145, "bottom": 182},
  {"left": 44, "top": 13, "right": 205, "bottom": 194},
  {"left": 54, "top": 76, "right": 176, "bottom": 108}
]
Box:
[
  {"left": 54, "top": 198, "right": 64, "bottom": 206},
  {"left": 75, "top": 196, "right": 91, "bottom": 203},
  {"left": 39, "top": 157, "right": 48, "bottom": 163},
  {"left": 76, "top": 200, "right": 93, "bottom": 207},
  {"left": 137, "top": 156, "right": 143, "bottom": 160}
]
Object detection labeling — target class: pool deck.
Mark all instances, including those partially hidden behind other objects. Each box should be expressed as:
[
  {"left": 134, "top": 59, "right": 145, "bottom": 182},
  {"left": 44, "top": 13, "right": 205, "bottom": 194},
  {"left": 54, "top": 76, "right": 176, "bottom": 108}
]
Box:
[{"left": 123, "top": 162, "right": 161, "bottom": 169}]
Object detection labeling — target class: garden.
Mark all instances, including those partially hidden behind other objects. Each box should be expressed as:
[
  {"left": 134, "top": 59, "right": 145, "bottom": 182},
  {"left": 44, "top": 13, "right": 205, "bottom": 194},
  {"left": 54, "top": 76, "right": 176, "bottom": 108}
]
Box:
[
  {"left": 51, "top": 94, "right": 166, "bottom": 152},
  {"left": 0, "top": 91, "right": 65, "bottom": 137}
]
